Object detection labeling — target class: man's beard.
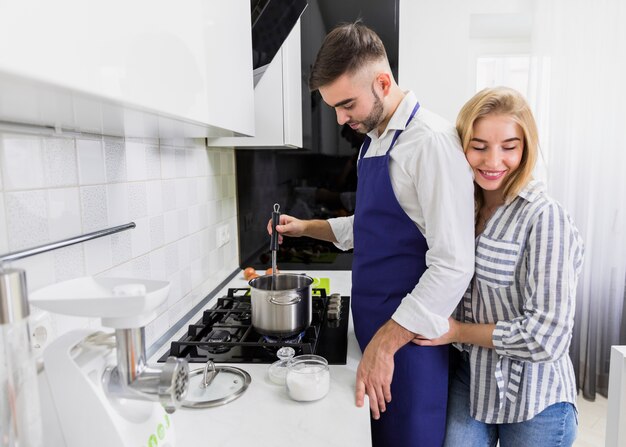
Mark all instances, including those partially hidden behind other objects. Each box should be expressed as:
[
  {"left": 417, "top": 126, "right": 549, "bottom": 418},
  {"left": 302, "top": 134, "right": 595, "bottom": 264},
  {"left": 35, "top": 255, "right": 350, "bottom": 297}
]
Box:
[{"left": 359, "top": 85, "right": 384, "bottom": 134}]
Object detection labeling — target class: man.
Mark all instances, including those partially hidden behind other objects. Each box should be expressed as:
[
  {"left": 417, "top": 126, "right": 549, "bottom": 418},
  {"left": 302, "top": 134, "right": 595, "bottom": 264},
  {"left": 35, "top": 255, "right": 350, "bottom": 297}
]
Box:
[{"left": 269, "top": 22, "right": 474, "bottom": 446}]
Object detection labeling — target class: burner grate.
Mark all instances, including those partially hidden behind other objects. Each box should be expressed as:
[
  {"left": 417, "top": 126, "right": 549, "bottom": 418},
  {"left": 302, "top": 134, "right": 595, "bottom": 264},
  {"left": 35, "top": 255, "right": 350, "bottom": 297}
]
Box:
[{"left": 159, "top": 288, "right": 348, "bottom": 365}]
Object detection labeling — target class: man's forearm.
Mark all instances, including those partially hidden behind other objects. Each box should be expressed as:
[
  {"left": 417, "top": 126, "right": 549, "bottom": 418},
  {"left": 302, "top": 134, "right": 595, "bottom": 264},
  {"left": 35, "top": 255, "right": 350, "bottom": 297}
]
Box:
[
  {"left": 303, "top": 219, "right": 338, "bottom": 243},
  {"left": 375, "top": 320, "right": 416, "bottom": 355}
]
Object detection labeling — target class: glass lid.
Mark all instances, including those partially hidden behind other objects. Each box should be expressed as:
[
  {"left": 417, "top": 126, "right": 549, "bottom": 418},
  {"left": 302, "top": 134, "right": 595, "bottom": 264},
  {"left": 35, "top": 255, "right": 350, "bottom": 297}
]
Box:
[{"left": 182, "top": 361, "right": 251, "bottom": 408}]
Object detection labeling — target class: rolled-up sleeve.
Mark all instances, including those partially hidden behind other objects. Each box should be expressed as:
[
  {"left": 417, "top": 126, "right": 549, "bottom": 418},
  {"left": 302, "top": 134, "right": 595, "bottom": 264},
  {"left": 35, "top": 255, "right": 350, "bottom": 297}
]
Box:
[
  {"left": 391, "top": 132, "right": 475, "bottom": 339},
  {"left": 327, "top": 215, "right": 354, "bottom": 250},
  {"left": 492, "top": 203, "right": 584, "bottom": 362}
]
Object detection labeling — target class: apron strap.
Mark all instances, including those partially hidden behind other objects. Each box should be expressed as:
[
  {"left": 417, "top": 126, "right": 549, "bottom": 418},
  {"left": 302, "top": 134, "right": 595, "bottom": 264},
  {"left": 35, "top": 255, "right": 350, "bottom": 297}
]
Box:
[{"left": 386, "top": 101, "right": 420, "bottom": 154}]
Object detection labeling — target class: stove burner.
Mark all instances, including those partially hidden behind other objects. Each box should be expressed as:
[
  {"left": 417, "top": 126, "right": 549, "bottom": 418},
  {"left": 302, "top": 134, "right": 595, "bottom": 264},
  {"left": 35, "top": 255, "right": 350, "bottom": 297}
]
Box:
[
  {"left": 204, "top": 329, "right": 232, "bottom": 354},
  {"left": 262, "top": 331, "right": 305, "bottom": 345}
]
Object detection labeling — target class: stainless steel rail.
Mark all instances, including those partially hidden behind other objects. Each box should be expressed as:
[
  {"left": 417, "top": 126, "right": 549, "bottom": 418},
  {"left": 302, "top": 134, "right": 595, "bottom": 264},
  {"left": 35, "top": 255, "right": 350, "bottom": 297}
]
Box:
[{"left": 0, "top": 222, "right": 136, "bottom": 264}]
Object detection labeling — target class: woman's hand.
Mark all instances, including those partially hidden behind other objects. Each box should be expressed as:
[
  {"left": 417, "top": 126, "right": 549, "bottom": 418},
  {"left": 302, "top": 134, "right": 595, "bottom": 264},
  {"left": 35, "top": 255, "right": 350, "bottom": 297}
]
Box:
[{"left": 412, "top": 317, "right": 461, "bottom": 346}]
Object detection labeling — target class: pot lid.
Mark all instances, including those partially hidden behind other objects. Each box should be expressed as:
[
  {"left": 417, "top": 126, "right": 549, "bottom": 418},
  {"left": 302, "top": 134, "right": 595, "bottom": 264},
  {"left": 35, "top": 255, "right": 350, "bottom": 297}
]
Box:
[{"left": 182, "top": 361, "right": 251, "bottom": 408}]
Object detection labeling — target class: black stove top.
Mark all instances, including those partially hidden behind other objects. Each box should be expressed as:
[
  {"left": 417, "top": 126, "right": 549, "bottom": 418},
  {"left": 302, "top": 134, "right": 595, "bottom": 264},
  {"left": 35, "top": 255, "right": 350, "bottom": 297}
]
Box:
[{"left": 158, "top": 288, "right": 350, "bottom": 365}]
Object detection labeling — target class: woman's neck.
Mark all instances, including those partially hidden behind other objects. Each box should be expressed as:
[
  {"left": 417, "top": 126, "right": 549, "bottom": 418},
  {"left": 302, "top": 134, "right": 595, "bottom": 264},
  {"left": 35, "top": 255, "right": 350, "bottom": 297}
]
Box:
[{"left": 481, "top": 190, "right": 505, "bottom": 211}]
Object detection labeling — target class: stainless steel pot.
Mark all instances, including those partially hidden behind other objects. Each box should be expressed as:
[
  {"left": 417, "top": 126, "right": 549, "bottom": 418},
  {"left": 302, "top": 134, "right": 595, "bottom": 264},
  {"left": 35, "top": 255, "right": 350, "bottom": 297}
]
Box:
[{"left": 248, "top": 273, "right": 313, "bottom": 336}]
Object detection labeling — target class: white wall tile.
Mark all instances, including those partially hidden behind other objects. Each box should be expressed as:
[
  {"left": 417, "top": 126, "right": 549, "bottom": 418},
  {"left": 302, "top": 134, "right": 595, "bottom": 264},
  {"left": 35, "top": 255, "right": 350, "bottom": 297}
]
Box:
[
  {"left": 164, "top": 243, "right": 179, "bottom": 276},
  {"left": 160, "top": 147, "right": 176, "bottom": 179},
  {"left": 84, "top": 236, "right": 113, "bottom": 275},
  {"left": 0, "top": 130, "right": 238, "bottom": 351},
  {"left": 0, "top": 194, "right": 7, "bottom": 253},
  {"left": 80, "top": 185, "right": 108, "bottom": 232},
  {"left": 5, "top": 190, "right": 49, "bottom": 251},
  {"left": 162, "top": 180, "right": 176, "bottom": 211},
  {"left": 106, "top": 183, "right": 129, "bottom": 225},
  {"left": 146, "top": 144, "right": 161, "bottom": 179},
  {"left": 111, "top": 231, "right": 132, "bottom": 265},
  {"left": 149, "top": 246, "right": 167, "bottom": 280},
  {"left": 149, "top": 215, "right": 164, "bottom": 249},
  {"left": 130, "top": 254, "right": 151, "bottom": 279},
  {"left": 125, "top": 141, "right": 148, "bottom": 181},
  {"left": 48, "top": 188, "right": 81, "bottom": 241},
  {"left": 175, "top": 179, "right": 188, "bottom": 209},
  {"left": 187, "top": 178, "right": 198, "bottom": 206},
  {"left": 53, "top": 245, "right": 85, "bottom": 282},
  {"left": 146, "top": 181, "right": 163, "bottom": 217},
  {"left": 177, "top": 209, "right": 189, "bottom": 238},
  {"left": 43, "top": 137, "right": 78, "bottom": 187},
  {"left": 77, "top": 138, "right": 105, "bottom": 185},
  {"left": 167, "top": 287, "right": 193, "bottom": 327},
  {"left": 127, "top": 183, "right": 148, "bottom": 220},
  {"left": 104, "top": 138, "right": 127, "bottom": 183},
  {"left": 163, "top": 210, "right": 178, "bottom": 244},
  {"left": 175, "top": 149, "right": 187, "bottom": 178},
  {"left": 131, "top": 217, "right": 151, "bottom": 258},
  {"left": 190, "top": 259, "right": 203, "bottom": 290},
  {"left": 1, "top": 135, "right": 45, "bottom": 190},
  {"left": 188, "top": 204, "right": 200, "bottom": 234}
]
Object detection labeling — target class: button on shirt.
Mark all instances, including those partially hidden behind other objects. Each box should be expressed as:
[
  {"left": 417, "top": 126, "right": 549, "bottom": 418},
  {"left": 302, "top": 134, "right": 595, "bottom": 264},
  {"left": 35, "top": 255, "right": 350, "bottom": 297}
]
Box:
[
  {"left": 455, "top": 180, "right": 584, "bottom": 423},
  {"left": 328, "top": 91, "right": 475, "bottom": 339}
]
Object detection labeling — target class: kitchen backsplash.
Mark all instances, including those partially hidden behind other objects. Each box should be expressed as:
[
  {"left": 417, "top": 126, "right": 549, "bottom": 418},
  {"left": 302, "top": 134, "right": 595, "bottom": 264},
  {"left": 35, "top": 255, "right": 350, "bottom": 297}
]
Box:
[{"left": 0, "top": 131, "right": 239, "bottom": 349}]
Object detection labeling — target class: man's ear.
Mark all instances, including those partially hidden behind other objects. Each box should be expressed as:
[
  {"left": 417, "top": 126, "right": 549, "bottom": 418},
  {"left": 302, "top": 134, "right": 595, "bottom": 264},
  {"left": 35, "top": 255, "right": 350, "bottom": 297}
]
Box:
[{"left": 375, "top": 72, "right": 392, "bottom": 97}]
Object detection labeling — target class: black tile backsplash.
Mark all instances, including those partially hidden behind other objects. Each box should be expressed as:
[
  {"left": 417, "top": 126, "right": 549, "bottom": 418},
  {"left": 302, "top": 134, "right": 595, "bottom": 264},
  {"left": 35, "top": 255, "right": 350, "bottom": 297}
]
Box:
[{"left": 235, "top": 149, "right": 356, "bottom": 271}]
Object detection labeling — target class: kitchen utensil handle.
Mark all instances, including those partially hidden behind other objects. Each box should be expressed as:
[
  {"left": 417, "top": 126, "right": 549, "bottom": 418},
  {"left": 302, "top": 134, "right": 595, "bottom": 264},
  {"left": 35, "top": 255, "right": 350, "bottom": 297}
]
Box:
[
  {"left": 270, "top": 203, "right": 280, "bottom": 252},
  {"left": 269, "top": 294, "right": 301, "bottom": 305}
]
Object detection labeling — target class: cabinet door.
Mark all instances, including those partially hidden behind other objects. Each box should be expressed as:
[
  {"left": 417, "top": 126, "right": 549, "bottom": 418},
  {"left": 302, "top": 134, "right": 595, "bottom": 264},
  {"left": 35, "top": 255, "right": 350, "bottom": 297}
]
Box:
[
  {"left": 207, "top": 21, "right": 302, "bottom": 148},
  {"left": 0, "top": 0, "right": 254, "bottom": 137}
]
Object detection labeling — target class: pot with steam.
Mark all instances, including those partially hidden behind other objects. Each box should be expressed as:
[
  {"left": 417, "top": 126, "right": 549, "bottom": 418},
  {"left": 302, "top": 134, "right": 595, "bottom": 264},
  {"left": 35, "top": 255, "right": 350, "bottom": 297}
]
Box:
[{"left": 248, "top": 273, "right": 313, "bottom": 336}]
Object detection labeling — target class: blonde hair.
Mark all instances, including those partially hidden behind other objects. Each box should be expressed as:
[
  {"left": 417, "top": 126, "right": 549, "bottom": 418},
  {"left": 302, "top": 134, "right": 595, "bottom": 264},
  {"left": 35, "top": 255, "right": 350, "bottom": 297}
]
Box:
[{"left": 456, "top": 87, "right": 539, "bottom": 211}]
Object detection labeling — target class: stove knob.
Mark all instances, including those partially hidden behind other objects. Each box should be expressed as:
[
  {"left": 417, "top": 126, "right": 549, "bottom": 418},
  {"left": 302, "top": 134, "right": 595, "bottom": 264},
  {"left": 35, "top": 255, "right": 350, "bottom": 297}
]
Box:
[
  {"left": 329, "top": 296, "right": 342, "bottom": 306},
  {"left": 327, "top": 303, "right": 341, "bottom": 312},
  {"left": 327, "top": 307, "right": 341, "bottom": 320}
]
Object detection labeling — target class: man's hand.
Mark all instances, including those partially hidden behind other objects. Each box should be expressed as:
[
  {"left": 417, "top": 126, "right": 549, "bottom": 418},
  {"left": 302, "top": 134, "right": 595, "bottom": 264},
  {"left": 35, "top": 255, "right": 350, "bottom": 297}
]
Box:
[
  {"left": 266, "top": 214, "right": 306, "bottom": 244},
  {"left": 412, "top": 317, "right": 460, "bottom": 346},
  {"left": 355, "top": 320, "right": 415, "bottom": 419}
]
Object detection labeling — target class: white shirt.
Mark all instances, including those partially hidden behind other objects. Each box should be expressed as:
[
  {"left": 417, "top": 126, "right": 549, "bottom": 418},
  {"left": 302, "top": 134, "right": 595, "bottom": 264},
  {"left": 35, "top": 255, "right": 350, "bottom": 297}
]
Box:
[{"left": 328, "top": 91, "right": 475, "bottom": 338}]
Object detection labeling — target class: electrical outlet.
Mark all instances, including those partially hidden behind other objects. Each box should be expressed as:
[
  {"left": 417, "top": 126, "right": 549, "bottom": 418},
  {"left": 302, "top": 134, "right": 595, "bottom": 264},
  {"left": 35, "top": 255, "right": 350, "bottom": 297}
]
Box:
[
  {"left": 29, "top": 308, "right": 55, "bottom": 358},
  {"left": 216, "top": 224, "right": 230, "bottom": 247}
]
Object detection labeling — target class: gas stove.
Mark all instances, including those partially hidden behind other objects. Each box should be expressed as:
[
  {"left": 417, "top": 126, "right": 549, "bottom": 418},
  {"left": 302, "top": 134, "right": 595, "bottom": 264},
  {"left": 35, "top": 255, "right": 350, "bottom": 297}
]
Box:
[{"left": 158, "top": 287, "right": 350, "bottom": 365}]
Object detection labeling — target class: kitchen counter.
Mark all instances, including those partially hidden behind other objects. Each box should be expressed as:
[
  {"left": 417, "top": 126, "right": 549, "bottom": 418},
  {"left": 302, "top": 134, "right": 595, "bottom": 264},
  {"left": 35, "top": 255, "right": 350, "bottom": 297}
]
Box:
[{"left": 150, "top": 270, "right": 371, "bottom": 447}]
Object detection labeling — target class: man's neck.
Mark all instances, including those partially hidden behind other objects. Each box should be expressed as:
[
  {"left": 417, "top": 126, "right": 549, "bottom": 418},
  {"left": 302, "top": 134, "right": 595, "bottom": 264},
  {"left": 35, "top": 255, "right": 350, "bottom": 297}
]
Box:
[{"left": 376, "top": 87, "right": 406, "bottom": 136}]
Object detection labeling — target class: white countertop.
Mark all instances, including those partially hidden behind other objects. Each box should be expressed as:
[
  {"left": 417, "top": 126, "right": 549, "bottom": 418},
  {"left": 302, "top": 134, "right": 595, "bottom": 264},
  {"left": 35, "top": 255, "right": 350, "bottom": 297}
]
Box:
[{"left": 151, "top": 270, "right": 372, "bottom": 447}]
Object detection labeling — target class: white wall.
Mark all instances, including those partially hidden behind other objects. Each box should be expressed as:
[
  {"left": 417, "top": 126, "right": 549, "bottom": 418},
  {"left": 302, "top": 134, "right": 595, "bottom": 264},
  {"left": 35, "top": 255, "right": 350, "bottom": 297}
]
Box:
[
  {"left": 398, "top": 0, "right": 533, "bottom": 123},
  {"left": 0, "top": 132, "right": 239, "bottom": 350}
]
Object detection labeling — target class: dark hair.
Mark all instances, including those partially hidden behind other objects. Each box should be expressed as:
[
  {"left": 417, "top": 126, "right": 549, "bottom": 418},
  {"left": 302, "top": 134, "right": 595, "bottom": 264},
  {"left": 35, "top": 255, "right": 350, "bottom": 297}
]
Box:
[{"left": 309, "top": 21, "right": 387, "bottom": 91}]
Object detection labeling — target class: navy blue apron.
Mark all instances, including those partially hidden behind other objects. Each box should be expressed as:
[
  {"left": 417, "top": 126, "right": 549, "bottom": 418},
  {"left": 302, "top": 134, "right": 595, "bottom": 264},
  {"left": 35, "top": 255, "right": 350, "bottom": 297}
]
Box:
[{"left": 352, "top": 102, "right": 448, "bottom": 447}]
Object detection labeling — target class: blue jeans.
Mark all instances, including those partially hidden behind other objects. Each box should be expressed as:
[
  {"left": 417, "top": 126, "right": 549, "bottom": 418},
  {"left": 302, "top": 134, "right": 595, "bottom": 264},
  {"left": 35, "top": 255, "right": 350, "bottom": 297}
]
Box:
[{"left": 444, "top": 355, "right": 577, "bottom": 447}]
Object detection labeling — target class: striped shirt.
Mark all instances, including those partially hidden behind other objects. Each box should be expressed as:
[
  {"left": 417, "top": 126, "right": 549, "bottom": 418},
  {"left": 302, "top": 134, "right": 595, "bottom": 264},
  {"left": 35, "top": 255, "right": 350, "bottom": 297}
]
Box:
[{"left": 454, "top": 180, "right": 584, "bottom": 423}]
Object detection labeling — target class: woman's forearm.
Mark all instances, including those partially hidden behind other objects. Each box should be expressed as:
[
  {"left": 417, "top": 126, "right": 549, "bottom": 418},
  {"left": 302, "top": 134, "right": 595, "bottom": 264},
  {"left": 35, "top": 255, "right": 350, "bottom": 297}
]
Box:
[{"left": 457, "top": 322, "right": 496, "bottom": 349}]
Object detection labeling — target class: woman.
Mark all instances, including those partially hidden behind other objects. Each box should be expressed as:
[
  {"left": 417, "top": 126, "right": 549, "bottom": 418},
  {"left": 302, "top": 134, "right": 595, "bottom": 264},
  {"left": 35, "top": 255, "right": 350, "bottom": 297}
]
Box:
[{"left": 415, "top": 87, "right": 584, "bottom": 446}]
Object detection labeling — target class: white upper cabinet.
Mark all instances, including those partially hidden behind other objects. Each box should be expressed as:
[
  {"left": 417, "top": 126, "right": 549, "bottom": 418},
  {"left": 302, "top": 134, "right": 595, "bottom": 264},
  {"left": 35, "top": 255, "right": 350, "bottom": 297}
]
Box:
[
  {"left": 0, "top": 0, "right": 254, "bottom": 138},
  {"left": 207, "top": 20, "right": 302, "bottom": 148}
]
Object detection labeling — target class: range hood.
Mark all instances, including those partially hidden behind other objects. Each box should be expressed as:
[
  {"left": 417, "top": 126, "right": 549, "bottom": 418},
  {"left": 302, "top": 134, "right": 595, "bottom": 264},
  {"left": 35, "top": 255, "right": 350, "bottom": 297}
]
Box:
[{"left": 251, "top": 0, "right": 307, "bottom": 86}]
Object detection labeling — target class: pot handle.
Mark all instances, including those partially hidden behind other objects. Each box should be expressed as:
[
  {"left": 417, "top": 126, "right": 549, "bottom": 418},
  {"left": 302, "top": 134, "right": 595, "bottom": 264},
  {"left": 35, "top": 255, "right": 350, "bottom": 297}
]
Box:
[{"left": 268, "top": 293, "right": 301, "bottom": 305}]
